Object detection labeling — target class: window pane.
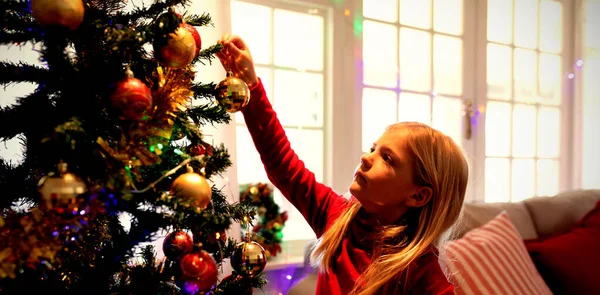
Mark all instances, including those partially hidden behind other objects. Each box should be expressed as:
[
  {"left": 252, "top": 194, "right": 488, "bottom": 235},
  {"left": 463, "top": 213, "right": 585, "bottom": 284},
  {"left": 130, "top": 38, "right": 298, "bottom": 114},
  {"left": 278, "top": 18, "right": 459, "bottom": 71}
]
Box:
[
  {"left": 432, "top": 96, "right": 463, "bottom": 148},
  {"left": 236, "top": 66, "right": 272, "bottom": 124},
  {"left": 514, "top": 49, "right": 537, "bottom": 103},
  {"left": 512, "top": 104, "right": 536, "bottom": 158},
  {"left": 539, "top": 0, "right": 563, "bottom": 53},
  {"left": 279, "top": 197, "right": 316, "bottom": 240},
  {"left": 433, "top": 0, "right": 463, "bottom": 35},
  {"left": 487, "top": 43, "right": 512, "bottom": 100},
  {"left": 362, "top": 88, "right": 397, "bottom": 152},
  {"left": 286, "top": 129, "right": 324, "bottom": 182},
  {"left": 512, "top": 159, "right": 535, "bottom": 202},
  {"left": 363, "top": 20, "right": 398, "bottom": 88},
  {"left": 364, "top": 0, "right": 397, "bottom": 22},
  {"left": 273, "top": 70, "right": 323, "bottom": 128},
  {"left": 584, "top": 1, "right": 600, "bottom": 48},
  {"left": 274, "top": 9, "right": 324, "bottom": 71},
  {"left": 433, "top": 35, "right": 462, "bottom": 96},
  {"left": 231, "top": 1, "right": 271, "bottom": 64},
  {"left": 486, "top": 101, "right": 512, "bottom": 157},
  {"left": 538, "top": 53, "right": 562, "bottom": 105},
  {"left": 537, "top": 106, "right": 560, "bottom": 158},
  {"left": 537, "top": 159, "right": 559, "bottom": 196},
  {"left": 485, "top": 158, "right": 510, "bottom": 203},
  {"left": 399, "top": 28, "right": 431, "bottom": 91},
  {"left": 398, "top": 92, "right": 431, "bottom": 125},
  {"left": 514, "top": 0, "right": 538, "bottom": 49},
  {"left": 487, "top": 0, "right": 513, "bottom": 44},
  {"left": 236, "top": 126, "right": 269, "bottom": 184},
  {"left": 399, "top": 0, "right": 431, "bottom": 29}
]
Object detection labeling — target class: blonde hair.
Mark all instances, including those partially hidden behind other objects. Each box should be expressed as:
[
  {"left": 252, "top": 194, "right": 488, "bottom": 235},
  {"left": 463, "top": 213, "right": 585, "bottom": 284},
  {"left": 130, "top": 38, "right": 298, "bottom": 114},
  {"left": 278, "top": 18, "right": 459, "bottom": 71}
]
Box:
[{"left": 310, "top": 122, "right": 468, "bottom": 295}]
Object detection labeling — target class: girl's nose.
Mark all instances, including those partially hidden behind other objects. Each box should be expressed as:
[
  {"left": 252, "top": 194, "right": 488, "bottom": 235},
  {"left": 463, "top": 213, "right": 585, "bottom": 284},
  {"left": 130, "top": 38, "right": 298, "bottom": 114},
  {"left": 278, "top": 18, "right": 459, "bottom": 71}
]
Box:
[{"left": 360, "top": 152, "right": 373, "bottom": 169}]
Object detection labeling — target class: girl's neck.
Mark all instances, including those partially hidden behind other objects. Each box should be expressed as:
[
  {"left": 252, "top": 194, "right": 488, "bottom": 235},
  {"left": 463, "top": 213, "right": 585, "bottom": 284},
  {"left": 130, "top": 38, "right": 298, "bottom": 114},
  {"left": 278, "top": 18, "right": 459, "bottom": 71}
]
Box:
[{"left": 358, "top": 206, "right": 408, "bottom": 226}]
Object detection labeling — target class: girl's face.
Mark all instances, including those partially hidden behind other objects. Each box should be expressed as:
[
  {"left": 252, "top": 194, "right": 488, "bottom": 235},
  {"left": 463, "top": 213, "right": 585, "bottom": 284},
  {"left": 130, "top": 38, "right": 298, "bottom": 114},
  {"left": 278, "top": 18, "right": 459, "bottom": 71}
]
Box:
[{"left": 349, "top": 128, "right": 424, "bottom": 223}]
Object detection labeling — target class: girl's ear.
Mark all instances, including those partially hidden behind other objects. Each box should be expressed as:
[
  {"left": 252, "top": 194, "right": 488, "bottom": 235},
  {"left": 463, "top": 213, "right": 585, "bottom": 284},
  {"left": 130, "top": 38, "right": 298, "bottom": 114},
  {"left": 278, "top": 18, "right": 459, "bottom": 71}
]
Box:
[{"left": 406, "top": 187, "right": 432, "bottom": 208}]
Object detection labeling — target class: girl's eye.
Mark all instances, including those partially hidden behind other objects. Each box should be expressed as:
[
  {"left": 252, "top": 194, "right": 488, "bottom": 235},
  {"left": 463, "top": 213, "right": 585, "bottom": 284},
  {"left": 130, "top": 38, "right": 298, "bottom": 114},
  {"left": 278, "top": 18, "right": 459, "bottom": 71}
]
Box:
[
  {"left": 370, "top": 147, "right": 375, "bottom": 153},
  {"left": 384, "top": 155, "right": 393, "bottom": 164}
]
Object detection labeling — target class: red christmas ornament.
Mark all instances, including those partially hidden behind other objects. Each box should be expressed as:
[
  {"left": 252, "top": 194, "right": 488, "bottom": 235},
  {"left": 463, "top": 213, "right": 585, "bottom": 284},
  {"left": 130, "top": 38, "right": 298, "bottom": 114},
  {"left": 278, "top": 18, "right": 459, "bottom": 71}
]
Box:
[
  {"left": 154, "top": 26, "right": 197, "bottom": 69},
  {"left": 110, "top": 67, "right": 153, "bottom": 121},
  {"left": 162, "top": 231, "right": 193, "bottom": 261},
  {"left": 178, "top": 250, "right": 218, "bottom": 294},
  {"left": 181, "top": 23, "right": 201, "bottom": 56},
  {"left": 31, "top": 0, "right": 85, "bottom": 30},
  {"left": 188, "top": 143, "right": 213, "bottom": 157}
]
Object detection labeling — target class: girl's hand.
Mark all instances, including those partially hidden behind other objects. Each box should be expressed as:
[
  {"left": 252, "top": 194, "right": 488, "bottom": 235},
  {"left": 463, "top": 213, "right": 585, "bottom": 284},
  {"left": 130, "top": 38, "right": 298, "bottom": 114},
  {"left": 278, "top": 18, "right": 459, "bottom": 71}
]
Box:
[{"left": 215, "top": 34, "right": 259, "bottom": 89}]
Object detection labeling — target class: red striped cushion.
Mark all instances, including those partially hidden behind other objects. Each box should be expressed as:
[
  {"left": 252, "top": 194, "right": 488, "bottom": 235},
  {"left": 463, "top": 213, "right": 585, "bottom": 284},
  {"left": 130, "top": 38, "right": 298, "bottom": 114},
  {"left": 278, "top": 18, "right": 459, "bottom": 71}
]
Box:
[{"left": 442, "top": 211, "right": 552, "bottom": 295}]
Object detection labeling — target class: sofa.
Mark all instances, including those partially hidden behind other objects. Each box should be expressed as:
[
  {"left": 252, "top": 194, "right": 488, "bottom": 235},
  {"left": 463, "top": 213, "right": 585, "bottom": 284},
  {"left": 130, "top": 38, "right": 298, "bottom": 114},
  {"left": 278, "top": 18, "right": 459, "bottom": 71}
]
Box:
[{"left": 287, "top": 189, "right": 600, "bottom": 295}]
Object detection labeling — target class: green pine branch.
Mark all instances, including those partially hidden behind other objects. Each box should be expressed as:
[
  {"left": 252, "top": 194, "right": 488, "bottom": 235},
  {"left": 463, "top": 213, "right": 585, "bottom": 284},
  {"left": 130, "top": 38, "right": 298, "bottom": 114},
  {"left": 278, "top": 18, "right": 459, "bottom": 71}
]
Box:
[
  {"left": 190, "top": 81, "right": 219, "bottom": 100},
  {"left": 192, "top": 43, "right": 223, "bottom": 65},
  {"left": 186, "top": 104, "right": 231, "bottom": 126},
  {"left": 184, "top": 13, "right": 213, "bottom": 27},
  {"left": 0, "top": 61, "right": 50, "bottom": 87},
  {"left": 0, "top": 89, "right": 55, "bottom": 140}
]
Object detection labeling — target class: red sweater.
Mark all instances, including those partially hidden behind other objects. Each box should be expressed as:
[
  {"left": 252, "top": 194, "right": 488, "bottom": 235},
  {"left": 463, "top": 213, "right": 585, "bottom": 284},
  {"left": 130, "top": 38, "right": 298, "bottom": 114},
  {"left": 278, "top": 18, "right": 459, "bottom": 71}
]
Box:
[{"left": 242, "top": 79, "right": 454, "bottom": 295}]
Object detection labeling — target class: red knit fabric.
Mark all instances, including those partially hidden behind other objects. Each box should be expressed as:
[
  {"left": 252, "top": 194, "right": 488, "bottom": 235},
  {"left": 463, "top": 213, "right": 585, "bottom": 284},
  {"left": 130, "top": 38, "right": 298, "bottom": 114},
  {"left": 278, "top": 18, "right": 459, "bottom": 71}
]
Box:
[{"left": 242, "top": 79, "right": 454, "bottom": 295}]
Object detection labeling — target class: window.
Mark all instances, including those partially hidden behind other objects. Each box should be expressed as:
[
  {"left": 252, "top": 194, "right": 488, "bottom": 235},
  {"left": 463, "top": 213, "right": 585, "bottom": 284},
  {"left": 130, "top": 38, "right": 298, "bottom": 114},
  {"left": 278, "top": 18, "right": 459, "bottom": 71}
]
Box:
[
  {"left": 483, "top": 0, "right": 566, "bottom": 202},
  {"left": 231, "top": 0, "right": 328, "bottom": 240},
  {"left": 362, "top": 0, "right": 466, "bottom": 153},
  {"left": 361, "top": 0, "right": 574, "bottom": 203}
]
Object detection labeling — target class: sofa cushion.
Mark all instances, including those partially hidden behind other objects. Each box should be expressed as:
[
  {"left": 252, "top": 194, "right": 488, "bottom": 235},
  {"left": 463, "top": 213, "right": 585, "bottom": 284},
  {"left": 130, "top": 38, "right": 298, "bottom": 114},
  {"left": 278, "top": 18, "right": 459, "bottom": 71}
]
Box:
[
  {"left": 452, "top": 201, "right": 538, "bottom": 239},
  {"left": 442, "top": 212, "right": 552, "bottom": 295},
  {"left": 525, "top": 200, "right": 600, "bottom": 295},
  {"left": 524, "top": 189, "right": 600, "bottom": 236}
]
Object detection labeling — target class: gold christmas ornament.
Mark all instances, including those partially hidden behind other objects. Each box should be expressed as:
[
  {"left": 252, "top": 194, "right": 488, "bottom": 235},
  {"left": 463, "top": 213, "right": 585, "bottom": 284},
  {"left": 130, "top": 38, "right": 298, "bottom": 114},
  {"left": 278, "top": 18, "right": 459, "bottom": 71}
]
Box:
[
  {"left": 231, "top": 233, "right": 267, "bottom": 278},
  {"left": 31, "top": 0, "right": 85, "bottom": 30},
  {"left": 170, "top": 166, "right": 212, "bottom": 210},
  {"left": 38, "top": 162, "right": 87, "bottom": 214},
  {"left": 154, "top": 26, "right": 197, "bottom": 69},
  {"left": 215, "top": 72, "right": 250, "bottom": 113}
]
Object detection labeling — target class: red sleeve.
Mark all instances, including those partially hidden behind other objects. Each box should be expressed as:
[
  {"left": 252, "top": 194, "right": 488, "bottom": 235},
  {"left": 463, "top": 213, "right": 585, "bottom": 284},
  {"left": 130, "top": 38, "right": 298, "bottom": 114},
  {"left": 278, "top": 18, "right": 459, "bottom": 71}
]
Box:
[{"left": 241, "top": 78, "right": 345, "bottom": 237}]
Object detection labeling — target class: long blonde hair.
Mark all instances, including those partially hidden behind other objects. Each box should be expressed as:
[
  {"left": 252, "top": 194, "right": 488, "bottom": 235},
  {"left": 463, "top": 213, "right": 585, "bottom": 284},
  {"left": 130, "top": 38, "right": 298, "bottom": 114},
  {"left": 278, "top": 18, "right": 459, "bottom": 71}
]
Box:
[{"left": 310, "top": 122, "right": 468, "bottom": 295}]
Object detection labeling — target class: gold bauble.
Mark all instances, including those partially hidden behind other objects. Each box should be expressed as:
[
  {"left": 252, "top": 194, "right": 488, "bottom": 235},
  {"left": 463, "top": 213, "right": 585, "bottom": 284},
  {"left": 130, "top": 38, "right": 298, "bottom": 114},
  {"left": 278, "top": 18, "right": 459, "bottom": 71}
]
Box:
[
  {"left": 38, "top": 162, "right": 87, "bottom": 214},
  {"left": 154, "top": 26, "right": 197, "bottom": 69},
  {"left": 31, "top": 0, "right": 85, "bottom": 30},
  {"left": 215, "top": 72, "right": 250, "bottom": 113},
  {"left": 231, "top": 236, "right": 267, "bottom": 278},
  {"left": 170, "top": 166, "right": 212, "bottom": 210}
]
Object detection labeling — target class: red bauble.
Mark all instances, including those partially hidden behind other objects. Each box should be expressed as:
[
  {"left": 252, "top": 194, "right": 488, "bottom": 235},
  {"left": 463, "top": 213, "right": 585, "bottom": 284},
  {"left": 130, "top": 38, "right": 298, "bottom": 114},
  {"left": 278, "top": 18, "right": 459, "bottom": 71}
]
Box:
[
  {"left": 110, "top": 69, "right": 153, "bottom": 120},
  {"left": 154, "top": 26, "right": 197, "bottom": 69},
  {"left": 31, "top": 0, "right": 85, "bottom": 30},
  {"left": 188, "top": 143, "right": 213, "bottom": 157},
  {"left": 179, "top": 250, "right": 218, "bottom": 294},
  {"left": 182, "top": 23, "right": 201, "bottom": 56},
  {"left": 162, "top": 231, "right": 193, "bottom": 261}
]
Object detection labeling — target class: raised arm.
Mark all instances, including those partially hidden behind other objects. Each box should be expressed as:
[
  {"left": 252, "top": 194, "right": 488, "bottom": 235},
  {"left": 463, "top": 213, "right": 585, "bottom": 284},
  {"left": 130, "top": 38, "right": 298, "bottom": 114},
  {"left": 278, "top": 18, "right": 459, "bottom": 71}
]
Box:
[
  {"left": 240, "top": 79, "right": 343, "bottom": 236},
  {"left": 215, "top": 34, "right": 345, "bottom": 236}
]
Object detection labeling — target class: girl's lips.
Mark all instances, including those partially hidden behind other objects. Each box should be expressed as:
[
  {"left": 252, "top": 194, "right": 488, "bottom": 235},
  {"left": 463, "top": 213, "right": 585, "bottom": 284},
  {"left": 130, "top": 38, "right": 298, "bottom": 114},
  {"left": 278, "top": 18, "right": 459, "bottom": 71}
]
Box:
[{"left": 354, "top": 171, "right": 367, "bottom": 184}]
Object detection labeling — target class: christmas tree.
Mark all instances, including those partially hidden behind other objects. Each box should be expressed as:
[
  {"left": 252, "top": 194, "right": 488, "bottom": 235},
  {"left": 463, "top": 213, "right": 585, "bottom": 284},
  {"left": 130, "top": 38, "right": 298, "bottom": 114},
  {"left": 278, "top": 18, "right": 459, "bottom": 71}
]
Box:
[{"left": 0, "top": 0, "right": 267, "bottom": 294}]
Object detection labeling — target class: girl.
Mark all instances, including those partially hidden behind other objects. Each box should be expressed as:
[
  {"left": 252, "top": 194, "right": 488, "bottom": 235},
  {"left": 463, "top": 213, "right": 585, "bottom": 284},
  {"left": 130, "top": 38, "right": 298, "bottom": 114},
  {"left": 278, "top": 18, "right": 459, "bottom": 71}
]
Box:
[{"left": 216, "top": 34, "right": 468, "bottom": 295}]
